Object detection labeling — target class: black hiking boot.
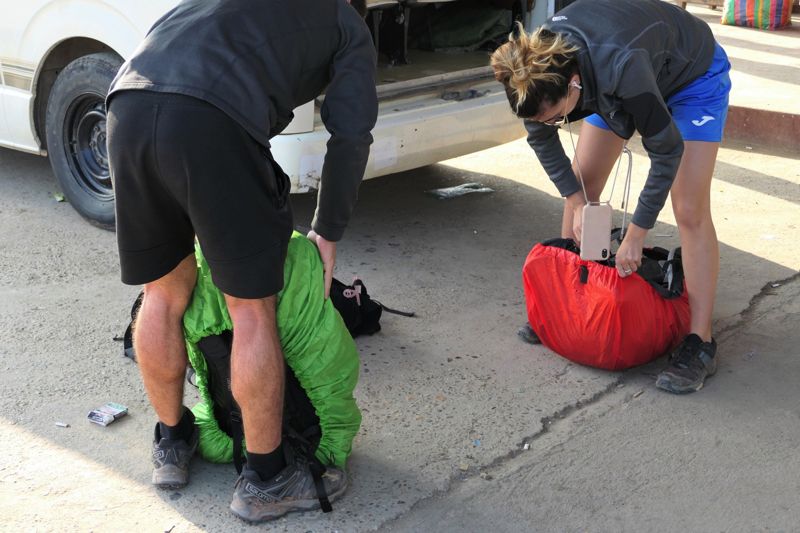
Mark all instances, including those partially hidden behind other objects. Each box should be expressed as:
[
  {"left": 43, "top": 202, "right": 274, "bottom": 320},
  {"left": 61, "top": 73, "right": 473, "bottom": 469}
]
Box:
[
  {"left": 151, "top": 418, "right": 199, "bottom": 489},
  {"left": 655, "top": 334, "right": 717, "bottom": 394},
  {"left": 518, "top": 322, "right": 541, "bottom": 345},
  {"left": 230, "top": 459, "right": 347, "bottom": 523}
]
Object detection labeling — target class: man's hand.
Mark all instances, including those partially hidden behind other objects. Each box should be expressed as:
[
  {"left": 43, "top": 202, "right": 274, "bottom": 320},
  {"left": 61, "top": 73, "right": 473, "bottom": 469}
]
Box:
[
  {"left": 616, "top": 223, "right": 647, "bottom": 278},
  {"left": 307, "top": 230, "right": 336, "bottom": 300}
]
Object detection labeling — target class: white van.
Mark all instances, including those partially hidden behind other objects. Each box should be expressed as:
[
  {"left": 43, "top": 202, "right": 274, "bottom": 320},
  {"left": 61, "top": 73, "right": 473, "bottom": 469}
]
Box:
[{"left": 0, "top": 0, "right": 555, "bottom": 228}]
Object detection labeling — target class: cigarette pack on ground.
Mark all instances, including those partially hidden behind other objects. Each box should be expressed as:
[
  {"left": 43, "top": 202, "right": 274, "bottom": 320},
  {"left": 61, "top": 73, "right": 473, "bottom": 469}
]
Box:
[{"left": 87, "top": 402, "right": 128, "bottom": 426}]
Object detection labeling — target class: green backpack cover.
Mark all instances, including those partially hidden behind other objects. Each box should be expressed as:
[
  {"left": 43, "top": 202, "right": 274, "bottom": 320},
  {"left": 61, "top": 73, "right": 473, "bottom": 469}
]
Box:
[{"left": 182, "top": 232, "right": 361, "bottom": 468}]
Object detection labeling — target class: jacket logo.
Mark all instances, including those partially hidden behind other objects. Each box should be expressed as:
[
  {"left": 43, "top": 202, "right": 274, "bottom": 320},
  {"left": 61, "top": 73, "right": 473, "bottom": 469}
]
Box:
[
  {"left": 552, "top": 16, "right": 567, "bottom": 21},
  {"left": 691, "top": 115, "right": 715, "bottom": 126}
]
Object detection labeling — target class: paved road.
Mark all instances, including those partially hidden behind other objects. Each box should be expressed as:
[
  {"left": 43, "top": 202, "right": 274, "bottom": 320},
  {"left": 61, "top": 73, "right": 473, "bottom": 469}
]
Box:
[{"left": 0, "top": 134, "right": 797, "bottom": 531}]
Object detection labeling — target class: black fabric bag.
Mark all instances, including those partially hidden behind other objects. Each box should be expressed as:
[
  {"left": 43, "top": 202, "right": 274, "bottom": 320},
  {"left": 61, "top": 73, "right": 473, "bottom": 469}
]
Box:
[
  {"left": 330, "top": 278, "right": 383, "bottom": 336},
  {"left": 193, "top": 331, "right": 333, "bottom": 512},
  {"left": 122, "top": 296, "right": 331, "bottom": 509}
]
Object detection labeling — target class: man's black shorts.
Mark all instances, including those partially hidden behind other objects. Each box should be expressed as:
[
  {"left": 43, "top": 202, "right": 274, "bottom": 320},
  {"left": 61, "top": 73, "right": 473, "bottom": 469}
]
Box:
[{"left": 107, "top": 91, "right": 293, "bottom": 298}]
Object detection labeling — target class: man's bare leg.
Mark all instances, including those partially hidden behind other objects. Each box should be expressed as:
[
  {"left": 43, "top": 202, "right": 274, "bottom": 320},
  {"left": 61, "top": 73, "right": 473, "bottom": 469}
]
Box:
[
  {"left": 135, "top": 254, "right": 197, "bottom": 424},
  {"left": 226, "top": 294, "right": 349, "bottom": 522},
  {"left": 225, "top": 295, "right": 284, "bottom": 475},
  {"left": 134, "top": 253, "right": 198, "bottom": 487}
]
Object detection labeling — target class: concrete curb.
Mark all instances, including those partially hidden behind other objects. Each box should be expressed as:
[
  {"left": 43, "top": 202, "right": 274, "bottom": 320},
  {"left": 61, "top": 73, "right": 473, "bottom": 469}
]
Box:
[{"left": 725, "top": 105, "right": 800, "bottom": 151}]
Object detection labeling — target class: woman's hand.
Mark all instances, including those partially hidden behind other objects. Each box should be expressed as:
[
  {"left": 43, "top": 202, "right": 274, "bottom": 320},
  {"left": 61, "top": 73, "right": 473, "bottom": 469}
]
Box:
[
  {"left": 566, "top": 192, "right": 587, "bottom": 242},
  {"left": 616, "top": 223, "right": 647, "bottom": 278}
]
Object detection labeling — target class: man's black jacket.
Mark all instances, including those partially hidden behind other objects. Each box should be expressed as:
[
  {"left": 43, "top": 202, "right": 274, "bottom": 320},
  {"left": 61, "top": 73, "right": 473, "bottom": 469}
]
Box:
[{"left": 109, "top": 0, "right": 378, "bottom": 241}]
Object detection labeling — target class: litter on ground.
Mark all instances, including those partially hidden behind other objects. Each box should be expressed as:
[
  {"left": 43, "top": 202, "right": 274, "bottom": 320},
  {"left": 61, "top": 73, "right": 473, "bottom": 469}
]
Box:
[{"left": 426, "top": 183, "right": 494, "bottom": 199}]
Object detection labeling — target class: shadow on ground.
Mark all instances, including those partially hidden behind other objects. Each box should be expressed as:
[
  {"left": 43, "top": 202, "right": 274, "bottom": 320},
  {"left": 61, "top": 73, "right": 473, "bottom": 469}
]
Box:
[{"left": 0, "top": 143, "right": 796, "bottom": 530}]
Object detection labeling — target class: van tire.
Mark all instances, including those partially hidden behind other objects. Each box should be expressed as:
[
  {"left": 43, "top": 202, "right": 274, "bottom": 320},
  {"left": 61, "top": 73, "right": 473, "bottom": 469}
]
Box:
[{"left": 45, "top": 52, "right": 122, "bottom": 231}]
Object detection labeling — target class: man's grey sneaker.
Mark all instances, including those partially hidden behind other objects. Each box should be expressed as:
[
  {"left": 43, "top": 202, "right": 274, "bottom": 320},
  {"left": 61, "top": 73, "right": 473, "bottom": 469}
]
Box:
[
  {"left": 151, "top": 421, "right": 199, "bottom": 489},
  {"left": 230, "top": 460, "right": 347, "bottom": 523},
  {"left": 655, "top": 334, "right": 717, "bottom": 394},
  {"left": 518, "top": 322, "right": 542, "bottom": 345}
]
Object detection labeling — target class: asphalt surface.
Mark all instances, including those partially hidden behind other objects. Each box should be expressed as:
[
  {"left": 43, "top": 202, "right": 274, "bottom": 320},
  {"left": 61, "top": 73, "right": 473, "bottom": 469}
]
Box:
[
  {"left": 3, "top": 5, "right": 800, "bottom": 532},
  {"left": 1, "top": 122, "right": 798, "bottom": 532}
]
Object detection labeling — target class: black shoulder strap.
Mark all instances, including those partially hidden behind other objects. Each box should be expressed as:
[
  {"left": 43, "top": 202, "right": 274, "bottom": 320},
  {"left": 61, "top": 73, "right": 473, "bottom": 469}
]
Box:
[
  {"left": 309, "top": 460, "right": 333, "bottom": 513},
  {"left": 231, "top": 409, "right": 245, "bottom": 474},
  {"left": 123, "top": 292, "right": 144, "bottom": 361},
  {"left": 282, "top": 425, "right": 332, "bottom": 512},
  {"left": 373, "top": 299, "right": 415, "bottom": 317}
]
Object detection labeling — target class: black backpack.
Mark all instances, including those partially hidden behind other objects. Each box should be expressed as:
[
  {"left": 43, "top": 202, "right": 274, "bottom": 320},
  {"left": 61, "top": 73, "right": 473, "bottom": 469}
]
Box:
[
  {"left": 193, "top": 330, "right": 335, "bottom": 510},
  {"left": 331, "top": 277, "right": 415, "bottom": 335},
  {"left": 330, "top": 278, "right": 383, "bottom": 336},
  {"left": 121, "top": 276, "right": 411, "bottom": 511}
]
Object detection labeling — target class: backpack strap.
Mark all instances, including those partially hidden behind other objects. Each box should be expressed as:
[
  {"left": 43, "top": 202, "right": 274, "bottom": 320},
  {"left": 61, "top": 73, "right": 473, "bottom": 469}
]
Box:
[
  {"left": 123, "top": 323, "right": 134, "bottom": 360},
  {"left": 663, "top": 247, "right": 685, "bottom": 298},
  {"left": 611, "top": 227, "right": 624, "bottom": 245},
  {"left": 231, "top": 409, "right": 245, "bottom": 474},
  {"left": 282, "top": 425, "right": 332, "bottom": 512},
  {"left": 186, "top": 368, "right": 197, "bottom": 388},
  {"left": 123, "top": 292, "right": 144, "bottom": 361},
  {"left": 309, "top": 459, "right": 333, "bottom": 513},
  {"left": 372, "top": 299, "right": 415, "bottom": 317}
]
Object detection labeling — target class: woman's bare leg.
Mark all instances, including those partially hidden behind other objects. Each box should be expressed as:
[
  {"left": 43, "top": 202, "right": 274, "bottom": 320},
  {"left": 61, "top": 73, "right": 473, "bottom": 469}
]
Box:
[{"left": 655, "top": 140, "right": 721, "bottom": 394}]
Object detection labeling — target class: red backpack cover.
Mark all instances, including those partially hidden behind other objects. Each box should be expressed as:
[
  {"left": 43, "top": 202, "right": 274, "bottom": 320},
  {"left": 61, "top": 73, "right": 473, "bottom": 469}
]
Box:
[{"left": 522, "top": 240, "right": 691, "bottom": 370}]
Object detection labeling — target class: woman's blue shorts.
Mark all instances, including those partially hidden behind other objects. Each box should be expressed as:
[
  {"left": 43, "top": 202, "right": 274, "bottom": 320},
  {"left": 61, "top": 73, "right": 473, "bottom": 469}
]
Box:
[{"left": 584, "top": 43, "right": 732, "bottom": 142}]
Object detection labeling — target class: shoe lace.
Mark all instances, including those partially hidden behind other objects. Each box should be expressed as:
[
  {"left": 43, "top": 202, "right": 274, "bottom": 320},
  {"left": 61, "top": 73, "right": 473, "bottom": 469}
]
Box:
[{"left": 670, "top": 341, "right": 697, "bottom": 369}]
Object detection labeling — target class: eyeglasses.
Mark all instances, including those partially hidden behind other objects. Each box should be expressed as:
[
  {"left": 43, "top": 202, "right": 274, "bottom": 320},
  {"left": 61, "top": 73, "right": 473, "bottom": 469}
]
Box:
[
  {"left": 543, "top": 112, "right": 567, "bottom": 126},
  {"left": 542, "top": 85, "right": 573, "bottom": 126}
]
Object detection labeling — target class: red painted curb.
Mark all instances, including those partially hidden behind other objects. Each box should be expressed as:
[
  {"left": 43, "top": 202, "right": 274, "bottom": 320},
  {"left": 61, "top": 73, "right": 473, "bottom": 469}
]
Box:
[{"left": 724, "top": 105, "right": 800, "bottom": 151}]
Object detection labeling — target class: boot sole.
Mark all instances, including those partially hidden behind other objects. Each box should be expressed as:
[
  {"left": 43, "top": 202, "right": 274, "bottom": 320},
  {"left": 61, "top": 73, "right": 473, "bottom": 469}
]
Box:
[
  {"left": 517, "top": 324, "right": 541, "bottom": 345},
  {"left": 655, "top": 377, "right": 705, "bottom": 394},
  {"left": 655, "top": 367, "right": 717, "bottom": 395},
  {"left": 152, "top": 465, "right": 189, "bottom": 489},
  {"left": 230, "top": 483, "right": 348, "bottom": 523}
]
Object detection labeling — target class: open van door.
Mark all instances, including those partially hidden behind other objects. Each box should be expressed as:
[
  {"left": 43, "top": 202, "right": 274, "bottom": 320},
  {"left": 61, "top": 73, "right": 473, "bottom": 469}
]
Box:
[{"left": 1, "top": 0, "right": 561, "bottom": 229}]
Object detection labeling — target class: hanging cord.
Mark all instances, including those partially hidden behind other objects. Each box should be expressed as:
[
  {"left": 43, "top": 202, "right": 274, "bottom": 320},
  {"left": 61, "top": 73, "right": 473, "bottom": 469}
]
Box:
[
  {"left": 606, "top": 143, "right": 634, "bottom": 242},
  {"left": 618, "top": 146, "right": 633, "bottom": 241},
  {"left": 563, "top": 112, "right": 633, "bottom": 241},
  {"left": 607, "top": 148, "right": 624, "bottom": 200},
  {"left": 564, "top": 113, "right": 589, "bottom": 205}
]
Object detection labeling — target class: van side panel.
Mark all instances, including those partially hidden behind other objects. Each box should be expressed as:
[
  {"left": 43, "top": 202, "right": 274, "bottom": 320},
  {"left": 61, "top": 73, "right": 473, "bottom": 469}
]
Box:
[
  {"left": 274, "top": 80, "right": 525, "bottom": 192},
  {"left": 0, "top": 0, "right": 175, "bottom": 151},
  {"left": 0, "top": 59, "right": 12, "bottom": 140}
]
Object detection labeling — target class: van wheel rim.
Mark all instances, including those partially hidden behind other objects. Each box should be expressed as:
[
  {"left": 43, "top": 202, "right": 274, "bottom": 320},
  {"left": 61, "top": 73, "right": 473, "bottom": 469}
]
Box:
[{"left": 64, "top": 94, "right": 113, "bottom": 199}]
